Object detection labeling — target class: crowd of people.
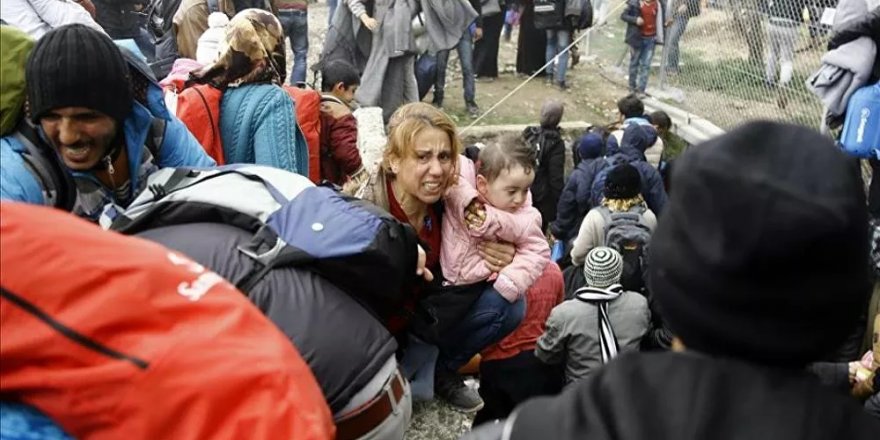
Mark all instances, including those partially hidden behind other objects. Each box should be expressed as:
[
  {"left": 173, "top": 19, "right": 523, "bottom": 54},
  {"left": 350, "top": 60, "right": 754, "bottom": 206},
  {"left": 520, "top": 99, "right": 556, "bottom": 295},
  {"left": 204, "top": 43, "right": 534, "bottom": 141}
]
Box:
[{"left": 0, "top": 0, "right": 879, "bottom": 439}]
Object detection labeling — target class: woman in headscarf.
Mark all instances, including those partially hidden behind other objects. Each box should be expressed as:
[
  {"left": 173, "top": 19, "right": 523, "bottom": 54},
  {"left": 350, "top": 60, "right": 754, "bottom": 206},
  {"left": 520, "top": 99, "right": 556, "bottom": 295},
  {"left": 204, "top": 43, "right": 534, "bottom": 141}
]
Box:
[{"left": 184, "top": 8, "right": 307, "bottom": 176}]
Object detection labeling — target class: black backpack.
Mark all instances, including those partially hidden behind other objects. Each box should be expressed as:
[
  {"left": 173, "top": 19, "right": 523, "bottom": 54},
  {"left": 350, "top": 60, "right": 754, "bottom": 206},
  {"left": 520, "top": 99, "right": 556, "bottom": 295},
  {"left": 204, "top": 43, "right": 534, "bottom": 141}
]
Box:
[
  {"left": 534, "top": 0, "right": 564, "bottom": 30},
  {"left": 597, "top": 205, "right": 652, "bottom": 293}
]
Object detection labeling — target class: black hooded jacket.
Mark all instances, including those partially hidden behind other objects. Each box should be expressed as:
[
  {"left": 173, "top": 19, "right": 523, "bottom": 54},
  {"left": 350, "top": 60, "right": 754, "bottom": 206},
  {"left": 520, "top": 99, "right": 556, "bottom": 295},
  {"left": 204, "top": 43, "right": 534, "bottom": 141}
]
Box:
[{"left": 469, "top": 352, "right": 880, "bottom": 440}]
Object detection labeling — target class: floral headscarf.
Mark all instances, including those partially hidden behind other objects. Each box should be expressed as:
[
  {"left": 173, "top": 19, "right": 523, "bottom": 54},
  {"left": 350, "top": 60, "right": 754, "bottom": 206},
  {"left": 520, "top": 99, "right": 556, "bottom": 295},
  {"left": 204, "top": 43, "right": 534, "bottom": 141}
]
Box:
[{"left": 190, "top": 9, "right": 286, "bottom": 88}]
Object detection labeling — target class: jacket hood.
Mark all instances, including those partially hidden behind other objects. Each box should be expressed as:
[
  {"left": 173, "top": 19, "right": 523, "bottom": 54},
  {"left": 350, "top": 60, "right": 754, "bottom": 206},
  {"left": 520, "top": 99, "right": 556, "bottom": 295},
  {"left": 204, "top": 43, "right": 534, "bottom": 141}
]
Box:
[{"left": 0, "top": 26, "right": 35, "bottom": 136}]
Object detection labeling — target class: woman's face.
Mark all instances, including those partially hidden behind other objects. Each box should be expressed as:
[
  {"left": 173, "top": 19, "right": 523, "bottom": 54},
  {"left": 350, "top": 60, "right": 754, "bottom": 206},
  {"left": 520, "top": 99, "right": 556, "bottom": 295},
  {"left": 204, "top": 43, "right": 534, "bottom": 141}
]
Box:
[{"left": 390, "top": 126, "right": 455, "bottom": 205}]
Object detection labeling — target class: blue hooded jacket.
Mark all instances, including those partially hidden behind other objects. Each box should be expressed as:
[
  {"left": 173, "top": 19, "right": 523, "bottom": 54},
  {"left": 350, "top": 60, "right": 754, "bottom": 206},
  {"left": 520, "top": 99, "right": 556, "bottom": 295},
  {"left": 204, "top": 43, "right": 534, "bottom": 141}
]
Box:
[
  {"left": 0, "top": 45, "right": 215, "bottom": 219},
  {"left": 551, "top": 124, "right": 667, "bottom": 241}
]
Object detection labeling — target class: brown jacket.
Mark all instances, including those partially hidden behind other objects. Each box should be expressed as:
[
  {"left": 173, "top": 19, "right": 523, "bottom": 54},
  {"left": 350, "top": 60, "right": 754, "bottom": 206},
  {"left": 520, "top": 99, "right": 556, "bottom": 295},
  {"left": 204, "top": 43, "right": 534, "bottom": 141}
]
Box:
[
  {"left": 173, "top": 0, "right": 235, "bottom": 59},
  {"left": 173, "top": 0, "right": 277, "bottom": 59},
  {"left": 319, "top": 98, "right": 364, "bottom": 186}
]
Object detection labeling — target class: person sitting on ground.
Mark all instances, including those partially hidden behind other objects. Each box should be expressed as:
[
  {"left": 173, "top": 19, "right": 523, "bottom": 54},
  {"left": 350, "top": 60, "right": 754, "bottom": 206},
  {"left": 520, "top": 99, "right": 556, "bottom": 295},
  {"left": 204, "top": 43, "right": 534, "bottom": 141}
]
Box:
[
  {"left": 523, "top": 99, "right": 566, "bottom": 232},
  {"left": 319, "top": 59, "right": 366, "bottom": 187},
  {"left": 590, "top": 124, "right": 667, "bottom": 211},
  {"left": 440, "top": 134, "right": 552, "bottom": 409},
  {"left": 0, "top": 0, "right": 103, "bottom": 39},
  {"left": 569, "top": 163, "right": 656, "bottom": 269},
  {"left": 347, "top": 102, "right": 522, "bottom": 413},
  {"left": 607, "top": 94, "right": 664, "bottom": 169},
  {"left": 551, "top": 131, "right": 605, "bottom": 269},
  {"left": 0, "top": 24, "right": 215, "bottom": 219},
  {"left": 571, "top": 128, "right": 606, "bottom": 168},
  {"left": 180, "top": 8, "right": 308, "bottom": 176},
  {"left": 465, "top": 121, "right": 880, "bottom": 440},
  {"left": 536, "top": 246, "right": 650, "bottom": 384},
  {"left": 473, "top": 262, "right": 565, "bottom": 426}
]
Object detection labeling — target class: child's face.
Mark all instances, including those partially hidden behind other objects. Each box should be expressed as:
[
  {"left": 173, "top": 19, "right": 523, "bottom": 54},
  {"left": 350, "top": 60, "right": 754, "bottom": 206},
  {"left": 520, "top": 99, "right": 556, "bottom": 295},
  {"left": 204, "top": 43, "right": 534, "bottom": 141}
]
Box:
[
  {"left": 476, "top": 165, "right": 535, "bottom": 213},
  {"left": 332, "top": 83, "right": 358, "bottom": 105}
]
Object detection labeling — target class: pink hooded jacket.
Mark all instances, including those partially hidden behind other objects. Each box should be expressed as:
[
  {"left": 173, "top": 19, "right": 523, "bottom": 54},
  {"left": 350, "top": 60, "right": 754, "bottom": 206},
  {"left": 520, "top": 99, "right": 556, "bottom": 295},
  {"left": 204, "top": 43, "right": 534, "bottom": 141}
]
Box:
[{"left": 441, "top": 158, "right": 551, "bottom": 303}]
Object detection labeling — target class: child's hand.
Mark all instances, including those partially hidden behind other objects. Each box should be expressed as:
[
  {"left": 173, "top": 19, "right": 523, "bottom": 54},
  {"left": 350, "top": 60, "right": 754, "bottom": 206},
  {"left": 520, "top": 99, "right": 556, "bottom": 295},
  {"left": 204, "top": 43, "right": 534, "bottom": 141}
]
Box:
[
  {"left": 360, "top": 14, "right": 379, "bottom": 31},
  {"left": 636, "top": 17, "right": 645, "bottom": 26},
  {"left": 465, "top": 200, "right": 487, "bottom": 230}
]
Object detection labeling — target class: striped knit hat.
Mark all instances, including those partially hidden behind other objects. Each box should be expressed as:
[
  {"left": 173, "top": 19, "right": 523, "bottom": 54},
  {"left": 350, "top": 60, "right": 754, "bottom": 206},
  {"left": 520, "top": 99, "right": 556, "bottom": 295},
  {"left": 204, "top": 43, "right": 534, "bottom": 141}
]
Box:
[{"left": 584, "top": 247, "right": 623, "bottom": 289}]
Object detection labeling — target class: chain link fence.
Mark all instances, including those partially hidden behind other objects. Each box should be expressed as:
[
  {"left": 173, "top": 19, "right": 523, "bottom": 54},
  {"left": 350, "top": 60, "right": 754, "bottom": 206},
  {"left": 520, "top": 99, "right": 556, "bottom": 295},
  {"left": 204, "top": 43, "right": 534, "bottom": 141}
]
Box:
[{"left": 583, "top": 0, "right": 829, "bottom": 130}]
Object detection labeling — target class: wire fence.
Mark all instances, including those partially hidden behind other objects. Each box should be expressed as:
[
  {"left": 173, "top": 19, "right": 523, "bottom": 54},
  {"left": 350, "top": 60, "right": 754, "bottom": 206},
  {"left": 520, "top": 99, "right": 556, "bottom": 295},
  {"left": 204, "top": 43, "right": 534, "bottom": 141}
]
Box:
[{"left": 584, "top": 0, "right": 829, "bottom": 130}]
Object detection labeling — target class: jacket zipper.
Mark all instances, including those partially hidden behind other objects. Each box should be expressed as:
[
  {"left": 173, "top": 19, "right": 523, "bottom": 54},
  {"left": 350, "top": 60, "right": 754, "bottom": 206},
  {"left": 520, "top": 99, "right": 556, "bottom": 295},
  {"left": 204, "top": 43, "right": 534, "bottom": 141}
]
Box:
[{"left": 1, "top": 288, "right": 149, "bottom": 369}]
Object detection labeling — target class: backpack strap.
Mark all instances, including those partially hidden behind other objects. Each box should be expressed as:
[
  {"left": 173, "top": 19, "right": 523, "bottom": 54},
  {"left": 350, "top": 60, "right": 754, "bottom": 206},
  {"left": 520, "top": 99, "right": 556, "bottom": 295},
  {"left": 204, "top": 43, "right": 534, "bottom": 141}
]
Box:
[
  {"left": 13, "top": 122, "right": 77, "bottom": 211},
  {"left": 596, "top": 205, "right": 613, "bottom": 245}
]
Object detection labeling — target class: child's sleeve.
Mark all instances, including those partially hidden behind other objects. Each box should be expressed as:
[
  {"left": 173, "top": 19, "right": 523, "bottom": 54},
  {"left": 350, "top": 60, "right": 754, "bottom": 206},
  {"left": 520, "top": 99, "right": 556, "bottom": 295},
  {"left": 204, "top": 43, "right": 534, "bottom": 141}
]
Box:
[
  {"left": 535, "top": 307, "right": 568, "bottom": 365},
  {"left": 444, "top": 178, "right": 481, "bottom": 225},
  {"left": 493, "top": 207, "right": 551, "bottom": 302}
]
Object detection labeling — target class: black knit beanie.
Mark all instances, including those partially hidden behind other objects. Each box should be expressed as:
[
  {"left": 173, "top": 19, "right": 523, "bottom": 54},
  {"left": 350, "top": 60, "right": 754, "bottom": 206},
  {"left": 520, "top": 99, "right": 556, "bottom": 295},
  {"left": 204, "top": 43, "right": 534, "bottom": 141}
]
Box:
[
  {"left": 648, "top": 121, "right": 869, "bottom": 366},
  {"left": 26, "top": 24, "right": 132, "bottom": 123},
  {"left": 604, "top": 163, "right": 641, "bottom": 200}
]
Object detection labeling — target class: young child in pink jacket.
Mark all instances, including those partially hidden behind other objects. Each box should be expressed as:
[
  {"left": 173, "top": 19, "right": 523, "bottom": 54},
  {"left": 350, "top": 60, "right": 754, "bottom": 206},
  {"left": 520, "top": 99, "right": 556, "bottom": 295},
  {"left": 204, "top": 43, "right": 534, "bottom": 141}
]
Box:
[{"left": 441, "top": 134, "right": 551, "bottom": 305}]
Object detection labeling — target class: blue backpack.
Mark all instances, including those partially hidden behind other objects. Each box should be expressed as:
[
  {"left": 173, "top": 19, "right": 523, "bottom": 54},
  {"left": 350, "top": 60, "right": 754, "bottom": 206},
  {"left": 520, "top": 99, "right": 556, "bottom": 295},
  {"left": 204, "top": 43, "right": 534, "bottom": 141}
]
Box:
[
  {"left": 102, "top": 165, "right": 420, "bottom": 310},
  {"left": 840, "top": 82, "right": 880, "bottom": 159}
]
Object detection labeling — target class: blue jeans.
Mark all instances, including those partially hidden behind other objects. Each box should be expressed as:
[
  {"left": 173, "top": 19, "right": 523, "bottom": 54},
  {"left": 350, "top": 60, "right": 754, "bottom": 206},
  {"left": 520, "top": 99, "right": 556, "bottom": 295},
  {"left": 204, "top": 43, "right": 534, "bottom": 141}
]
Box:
[
  {"left": 545, "top": 29, "right": 571, "bottom": 84},
  {"left": 278, "top": 10, "right": 309, "bottom": 85},
  {"left": 436, "top": 286, "right": 526, "bottom": 372},
  {"left": 435, "top": 31, "right": 476, "bottom": 103},
  {"left": 628, "top": 36, "right": 656, "bottom": 92},
  {"left": 400, "top": 334, "right": 440, "bottom": 402},
  {"left": 663, "top": 16, "right": 689, "bottom": 71}
]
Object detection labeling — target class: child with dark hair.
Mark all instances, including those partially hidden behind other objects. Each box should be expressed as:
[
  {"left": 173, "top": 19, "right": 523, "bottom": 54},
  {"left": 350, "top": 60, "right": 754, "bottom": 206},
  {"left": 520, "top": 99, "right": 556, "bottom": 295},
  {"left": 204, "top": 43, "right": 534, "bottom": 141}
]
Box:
[
  {"left": 319, "top": 59, "right": 365, "bottom": 186},
  {"left": 607, "top": 94, "right": 665, "bottom": 169},
  {"left": 439, "top": 135, "right": 553, "bottom": 381}
]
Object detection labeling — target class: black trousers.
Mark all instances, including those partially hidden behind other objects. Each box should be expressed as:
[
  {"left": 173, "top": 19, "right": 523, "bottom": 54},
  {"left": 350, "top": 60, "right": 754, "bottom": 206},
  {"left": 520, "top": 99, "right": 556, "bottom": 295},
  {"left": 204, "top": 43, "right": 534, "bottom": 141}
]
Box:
[
  {"left": 474, "top": 13, "right": 505, "bottom": 78},
  {"left": 472, "top": 350, "right": 564, "bottom": 426}
]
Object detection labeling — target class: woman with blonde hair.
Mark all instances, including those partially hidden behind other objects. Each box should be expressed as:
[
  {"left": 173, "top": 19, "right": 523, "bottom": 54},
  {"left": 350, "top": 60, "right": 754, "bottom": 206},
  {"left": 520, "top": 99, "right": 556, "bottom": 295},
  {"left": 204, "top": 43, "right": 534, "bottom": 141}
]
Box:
[{"left": 349, "top": 102, "right": 520, "bottom": 411}]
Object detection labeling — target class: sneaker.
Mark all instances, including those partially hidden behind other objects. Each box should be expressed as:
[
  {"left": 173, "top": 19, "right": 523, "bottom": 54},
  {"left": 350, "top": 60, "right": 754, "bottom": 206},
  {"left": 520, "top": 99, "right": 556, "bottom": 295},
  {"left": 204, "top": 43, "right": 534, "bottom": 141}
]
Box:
[
  {"left": 435, "top": 370, "right": 484, "bottom": 413},
  {"left": 556, "top": 81, "right": 568, "bottom": 91},
  {"left": 466, "top": 101, "right": 480, "bottom": 118}
]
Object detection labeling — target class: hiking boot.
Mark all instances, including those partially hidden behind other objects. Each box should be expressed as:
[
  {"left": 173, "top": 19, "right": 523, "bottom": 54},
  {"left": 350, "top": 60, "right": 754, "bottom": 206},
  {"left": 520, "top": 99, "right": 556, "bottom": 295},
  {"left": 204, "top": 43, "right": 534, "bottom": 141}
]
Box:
[
  {"left": 466, "top": 101, "right": 480, "bottom": 118},
  {"left": 435, "top": 369, "right": 484, "bottom": 413}
]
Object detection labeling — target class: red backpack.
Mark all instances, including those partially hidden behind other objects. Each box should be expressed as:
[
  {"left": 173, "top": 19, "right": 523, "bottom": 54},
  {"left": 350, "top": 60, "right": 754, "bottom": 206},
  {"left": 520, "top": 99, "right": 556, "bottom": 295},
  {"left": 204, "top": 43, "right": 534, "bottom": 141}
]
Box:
[
  {"left": 176, "top": 83, "right": 226, "bottom": 164},
  {"left": 284, "top": 85, "right": 322, "bottom": 183},
  {"left": 0, "top": 202, "right": 334, "bottom": 440}
]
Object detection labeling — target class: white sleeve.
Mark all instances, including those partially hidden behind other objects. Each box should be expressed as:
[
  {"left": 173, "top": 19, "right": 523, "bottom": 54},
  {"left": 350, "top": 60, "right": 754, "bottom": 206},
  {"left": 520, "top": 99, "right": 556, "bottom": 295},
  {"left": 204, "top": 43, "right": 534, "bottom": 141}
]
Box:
[{"left": 30, "top": 0, "right": 105, "bottom": 33}]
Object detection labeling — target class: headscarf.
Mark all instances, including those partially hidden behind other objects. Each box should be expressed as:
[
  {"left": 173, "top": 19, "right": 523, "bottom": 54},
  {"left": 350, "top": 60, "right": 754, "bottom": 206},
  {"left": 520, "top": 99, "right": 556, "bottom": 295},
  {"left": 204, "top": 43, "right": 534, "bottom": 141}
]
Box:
[{"left": 190, "top": 9, "right": 286, "bottom": 88}]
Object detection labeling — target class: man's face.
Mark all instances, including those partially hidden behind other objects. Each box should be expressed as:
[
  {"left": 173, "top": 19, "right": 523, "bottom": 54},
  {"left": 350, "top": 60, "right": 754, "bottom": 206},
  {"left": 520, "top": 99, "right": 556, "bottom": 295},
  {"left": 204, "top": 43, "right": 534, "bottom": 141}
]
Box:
[{"left": 39, "top": 107, "right": 118, "bottom": 171}]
